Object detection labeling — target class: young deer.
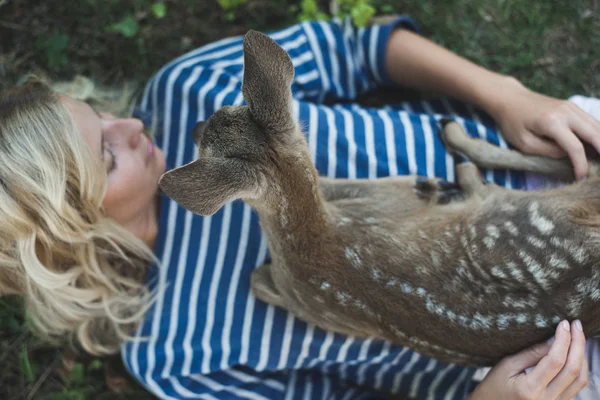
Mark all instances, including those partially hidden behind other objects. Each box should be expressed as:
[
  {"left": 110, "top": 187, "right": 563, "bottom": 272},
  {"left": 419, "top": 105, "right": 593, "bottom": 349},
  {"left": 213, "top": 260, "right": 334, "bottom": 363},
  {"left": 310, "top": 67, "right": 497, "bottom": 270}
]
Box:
[{"left": 159, "top": 30, "right": 600, "bottom": 367}]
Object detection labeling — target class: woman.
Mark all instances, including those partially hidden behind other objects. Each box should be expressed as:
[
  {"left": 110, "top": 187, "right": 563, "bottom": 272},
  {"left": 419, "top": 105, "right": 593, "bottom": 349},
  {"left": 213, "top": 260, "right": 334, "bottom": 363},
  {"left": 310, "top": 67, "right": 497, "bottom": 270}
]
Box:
[{"left": 2, "top": 16, "right": 598, "bottom": 399}]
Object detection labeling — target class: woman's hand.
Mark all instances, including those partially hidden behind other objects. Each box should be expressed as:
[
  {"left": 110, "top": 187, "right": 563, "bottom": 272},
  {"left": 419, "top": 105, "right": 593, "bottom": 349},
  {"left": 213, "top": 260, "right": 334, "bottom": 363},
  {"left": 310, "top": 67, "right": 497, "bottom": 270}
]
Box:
[
  {"left": 489, "top": 80, "right": 600, "bottom": 180},
  {"left": 469, "top": 320, "right": 588, "bottom": 400}
]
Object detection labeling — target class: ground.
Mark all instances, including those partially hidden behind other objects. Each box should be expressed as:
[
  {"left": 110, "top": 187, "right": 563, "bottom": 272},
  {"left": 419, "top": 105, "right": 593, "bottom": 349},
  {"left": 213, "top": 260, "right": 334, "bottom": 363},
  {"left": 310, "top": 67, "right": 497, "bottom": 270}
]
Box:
[{"left": 0, "top": 0, "right": 598, "bottom": 398}]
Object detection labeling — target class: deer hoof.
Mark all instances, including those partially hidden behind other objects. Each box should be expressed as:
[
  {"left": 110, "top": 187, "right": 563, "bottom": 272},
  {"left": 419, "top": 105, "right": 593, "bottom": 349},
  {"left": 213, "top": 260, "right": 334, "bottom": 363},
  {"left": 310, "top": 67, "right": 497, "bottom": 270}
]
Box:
[{"left": 414, "top": 177, "right": 464, "bottom": 204}]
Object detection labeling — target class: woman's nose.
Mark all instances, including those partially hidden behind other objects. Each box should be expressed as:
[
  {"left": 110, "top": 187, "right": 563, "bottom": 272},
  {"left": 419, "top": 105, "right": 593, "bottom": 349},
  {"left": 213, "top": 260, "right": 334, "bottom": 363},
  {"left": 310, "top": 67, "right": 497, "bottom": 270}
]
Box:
[{"left": 105, "top": 118, "right": 144, "bottom": 148}]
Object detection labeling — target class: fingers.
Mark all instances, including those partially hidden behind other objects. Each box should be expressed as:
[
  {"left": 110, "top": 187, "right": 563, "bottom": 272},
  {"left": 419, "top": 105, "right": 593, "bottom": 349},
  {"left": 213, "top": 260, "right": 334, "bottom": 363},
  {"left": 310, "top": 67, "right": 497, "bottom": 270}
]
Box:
[
  {"left": 558, "top": 356, "right": 589, "bottom": 400},
  {"left": 528, "top": 320, "right": 573, "bottom": 387},
  {"left": 503, "top": 340, "right": 552, "bottom": 374},
  {"left": 516, "top": 132, "right": 566, "bottom": 159},
  {"left": 539, "top": 125, "right": 588, "bottom": 180},
  {"left": 548, "top": 320, "right": 588, "bottom": 399},
  {"left": 569, "top": 106, "right": 600, "bottom": 154}
]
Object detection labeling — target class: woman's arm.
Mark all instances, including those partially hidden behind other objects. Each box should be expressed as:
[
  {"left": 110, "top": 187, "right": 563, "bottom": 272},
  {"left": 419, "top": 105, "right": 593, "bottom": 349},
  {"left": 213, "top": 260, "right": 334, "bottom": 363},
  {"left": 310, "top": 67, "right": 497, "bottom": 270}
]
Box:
[
  {"left": 384, "top": 28, "right": 600, "bottom": 180},
  {"left": 384, "top": 28, "right": 515, "bottom": 115}
]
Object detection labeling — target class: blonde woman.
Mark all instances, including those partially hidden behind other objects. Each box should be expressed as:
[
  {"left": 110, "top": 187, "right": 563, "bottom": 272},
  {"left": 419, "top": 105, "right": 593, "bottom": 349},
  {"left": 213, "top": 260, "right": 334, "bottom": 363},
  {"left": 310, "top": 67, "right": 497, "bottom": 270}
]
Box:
[{"left": 3, "top": 17, "right": 598, "bottom": 399}]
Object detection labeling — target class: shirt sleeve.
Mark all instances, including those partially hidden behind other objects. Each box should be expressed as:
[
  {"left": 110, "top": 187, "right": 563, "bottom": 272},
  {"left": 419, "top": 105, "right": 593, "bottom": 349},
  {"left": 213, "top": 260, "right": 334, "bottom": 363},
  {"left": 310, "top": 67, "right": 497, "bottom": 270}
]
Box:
[{"left": 290, "top": 16, "right": 419, "bottom": 104}]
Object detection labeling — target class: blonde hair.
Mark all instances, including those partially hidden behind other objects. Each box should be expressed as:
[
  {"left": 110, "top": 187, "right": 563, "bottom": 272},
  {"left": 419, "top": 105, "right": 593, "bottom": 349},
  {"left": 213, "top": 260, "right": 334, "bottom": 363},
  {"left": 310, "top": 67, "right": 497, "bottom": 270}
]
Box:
[{"left": 0, "top": 78, "right": 155, "bottom": 355}]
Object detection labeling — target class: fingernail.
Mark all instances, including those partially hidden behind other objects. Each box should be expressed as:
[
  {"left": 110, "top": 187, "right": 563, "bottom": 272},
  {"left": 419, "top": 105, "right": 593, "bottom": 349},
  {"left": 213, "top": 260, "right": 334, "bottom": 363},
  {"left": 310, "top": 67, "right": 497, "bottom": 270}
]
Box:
[
  {"left": 562, "top": 320, "right": 571, "bottom": 332},
  {"left": 575, "top": 320, "right": 583, "bottom": 331}
]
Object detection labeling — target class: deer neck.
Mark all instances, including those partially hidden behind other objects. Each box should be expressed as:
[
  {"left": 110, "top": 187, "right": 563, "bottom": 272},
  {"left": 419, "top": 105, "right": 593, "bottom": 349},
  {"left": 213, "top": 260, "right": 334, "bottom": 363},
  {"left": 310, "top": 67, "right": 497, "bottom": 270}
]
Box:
[{"left": 251, "top": 154, "right": 329, "bottom": 237}]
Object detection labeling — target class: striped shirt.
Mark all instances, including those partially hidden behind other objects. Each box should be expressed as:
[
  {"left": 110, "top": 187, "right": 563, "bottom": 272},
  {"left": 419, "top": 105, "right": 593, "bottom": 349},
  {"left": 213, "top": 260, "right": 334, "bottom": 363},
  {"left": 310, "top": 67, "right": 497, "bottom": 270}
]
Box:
[{"left": 122, "top": 17, "right": 525, "bottom": 399}]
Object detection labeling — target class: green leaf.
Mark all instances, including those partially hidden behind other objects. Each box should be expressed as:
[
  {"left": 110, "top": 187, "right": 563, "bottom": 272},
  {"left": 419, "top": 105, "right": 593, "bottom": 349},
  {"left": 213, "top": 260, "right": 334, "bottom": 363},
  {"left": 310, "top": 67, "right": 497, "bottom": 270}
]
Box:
[
  {"left": 35, "top": 33, "right": 69, "bottom": 69},
  {"left": 351, "top": 1, "right": 376, "bottom": 27},
  {"left": 88, "top": 359, "right": 103, "bottom": 371},
  {"left": 106, "top": 16, "right": 139, "bottom": 38},
  {"left": 380, "top": 4, "right": 395, "bottom": 14},
  {"left": 151, "top": 2, "right": 167, "bottom": 19},
  {"left": 217, "top": 0, "right": 247, "bottom": 12},
  {"left": 71, "top": 362, "right": 85, "bottom": 385},
  {"left": 19, "top": 346, "right": 37, "bottom": 382}
]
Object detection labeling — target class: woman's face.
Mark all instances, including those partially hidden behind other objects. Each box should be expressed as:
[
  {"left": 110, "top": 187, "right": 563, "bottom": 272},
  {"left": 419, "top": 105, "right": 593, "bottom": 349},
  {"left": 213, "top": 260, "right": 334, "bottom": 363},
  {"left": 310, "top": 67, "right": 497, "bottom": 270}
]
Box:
[{"left": 62, "top": 96, "right": 166, "bottom": 244}]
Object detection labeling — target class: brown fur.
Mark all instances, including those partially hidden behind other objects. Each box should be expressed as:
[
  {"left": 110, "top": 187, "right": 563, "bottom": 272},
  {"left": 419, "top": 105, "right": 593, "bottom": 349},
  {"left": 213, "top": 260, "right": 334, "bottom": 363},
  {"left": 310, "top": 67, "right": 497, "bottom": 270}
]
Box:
[{"left": 159, "top": 30, "right": 600, "bottom": 367}]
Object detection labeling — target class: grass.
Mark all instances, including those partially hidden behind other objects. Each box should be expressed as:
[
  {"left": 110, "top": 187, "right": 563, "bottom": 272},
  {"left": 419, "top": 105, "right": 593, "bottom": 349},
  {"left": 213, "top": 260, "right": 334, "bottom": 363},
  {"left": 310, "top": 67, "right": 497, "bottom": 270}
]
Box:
[{"left": 0, "top": 0, "right": 598, "bottom": 398}]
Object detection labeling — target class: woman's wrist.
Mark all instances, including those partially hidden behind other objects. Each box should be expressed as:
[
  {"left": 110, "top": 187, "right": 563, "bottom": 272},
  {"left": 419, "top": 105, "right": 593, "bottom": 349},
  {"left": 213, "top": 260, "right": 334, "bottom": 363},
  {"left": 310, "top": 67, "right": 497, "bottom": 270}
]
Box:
[{"left": 473, "top": 74, "right": 528, "bottom": 121}]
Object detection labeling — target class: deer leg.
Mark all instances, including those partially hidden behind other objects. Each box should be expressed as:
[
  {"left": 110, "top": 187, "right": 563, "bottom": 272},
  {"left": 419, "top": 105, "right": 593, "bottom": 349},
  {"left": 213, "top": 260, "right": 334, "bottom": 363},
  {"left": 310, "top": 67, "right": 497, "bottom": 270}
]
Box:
[
  {"left": 318, "top": 176, "right": 374, "bottom": 201},
  {"left": 250, "top": 263, "right": 284, "bottom": 308},
  {"left": 439, "top": 119, "right": 580, "bottom": 181},
  {"left": 454, "top": 162, "right": 503, "bottom": 199},
  {"left": 413, "top": 177, "right": 466, "bottom": 204}
]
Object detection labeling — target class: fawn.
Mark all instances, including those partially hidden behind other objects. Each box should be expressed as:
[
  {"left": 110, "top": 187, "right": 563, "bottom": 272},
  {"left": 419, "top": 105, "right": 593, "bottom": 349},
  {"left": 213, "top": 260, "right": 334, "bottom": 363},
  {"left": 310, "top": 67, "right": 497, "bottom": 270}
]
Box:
[{"left": 159, "top": 30, "right": 600, "bottom": 367}]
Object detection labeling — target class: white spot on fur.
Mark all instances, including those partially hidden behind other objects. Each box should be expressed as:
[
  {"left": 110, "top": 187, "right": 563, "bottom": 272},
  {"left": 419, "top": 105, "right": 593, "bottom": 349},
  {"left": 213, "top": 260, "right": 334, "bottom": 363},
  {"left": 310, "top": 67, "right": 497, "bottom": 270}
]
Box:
[
  {"left": 401, "top": 282, "right": 413, "bottom": 294},
  {"left": 335, "top": 291, "right": 350, "bottom": 305},
  {"left": 528, "top": 201, "right": 554, "bottom": 234},
  {"left": 469, "top": 226, "right": 477, "bottom": 240},
  {"left": 503, "top": 221, "right": 519, "bottom": 236},
  {"left": 502, "top": 296, "right": 535, "bottom": 310},
  {"left": 338, "top": 217, "right": 351, "bottom": 226},
  {"left": 497, "top": 314, "right": 511, "bottom": 329},
  {"left": 567, "top": 297, "right": 583, "bottom": 316},
  {"left": 365, "top": 217, "right": 377, "bottom": 224},
  {"left": 353, "top": 299, "right": 366, "bottom": 309},
  {"left": 320, "top": 281, "right": 331, "bottom": 291},
  {"left": 446, "top": 310, "right": 457, "bottom": 321},
  {"left": 491, "top": 266, "right": 507, "bottom": 279},
  {"left": 550, "top": 237, "right": 588, "bottom": 263},
  {"left": 416, "top": 287, "right": 427, "bottom": 297},
  {"left": 506, "top": 261, "right": 523, "bottom": 281},
  {"left": 418, "top": 229, "right": 428, "bottom": 240},
  {"left": 526, "top": 236, "right": 546, "bottom": 249},
  {"left": 386, "top": 279, "right": 398, "bottom": 288},
  {"left": 552, "top": 315, "right": 561, "bottom": 324},
  {"left": 548, "top": 254, "right": 569, "bottom": 270},
  {"left": 431, "top": 251, "right": 441, "bottom": 267},
  {"left": 500, "top": 203, "right": 517, "bottom": 213},
  {"left": 518, "top": 249, "right": 549, "bottom": 290},
  {"left": 535, "top": 314, "right": 548, "bottom": 328},
  {"left": 459, "top": 234, "right": 469, "bottom": 250},
  {"left": 483, "top": 237, "right": 496, "bottom": 249},
  {"left": 471, "top": 313, "right": 492, "bottom": 329},
  {"left": 486, "top": 225, "right": 500, "bottom": 238},
  {"left": 370, "top": 268, "right": 382, "bottom": 281},
  {"left": 279, "top": 196, "right": 289, "bottom": 227},
  {"left": 345, "top": 247, "right": 361, "bottom": 268}
]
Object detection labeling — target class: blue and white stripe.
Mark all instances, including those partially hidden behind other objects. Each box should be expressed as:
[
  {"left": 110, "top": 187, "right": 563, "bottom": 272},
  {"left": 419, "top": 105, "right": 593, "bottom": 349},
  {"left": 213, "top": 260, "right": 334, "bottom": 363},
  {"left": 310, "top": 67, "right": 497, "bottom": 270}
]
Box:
[{"left": 123, "top": 16, "right": 523, "bottom": 399}]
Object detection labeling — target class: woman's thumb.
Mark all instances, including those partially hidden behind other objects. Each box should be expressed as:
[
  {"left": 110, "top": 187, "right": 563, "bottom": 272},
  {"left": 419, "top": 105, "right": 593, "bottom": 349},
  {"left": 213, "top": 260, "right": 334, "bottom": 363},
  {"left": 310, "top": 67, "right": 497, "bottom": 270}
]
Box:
[{"left": 503, "top": 341, "right": 552, "bottom": 374}]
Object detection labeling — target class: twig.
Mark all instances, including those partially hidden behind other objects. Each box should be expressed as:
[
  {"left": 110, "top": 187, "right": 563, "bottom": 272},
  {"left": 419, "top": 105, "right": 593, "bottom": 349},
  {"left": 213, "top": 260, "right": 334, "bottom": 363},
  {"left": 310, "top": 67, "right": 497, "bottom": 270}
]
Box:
[
  {"left": 26, "top": 357, "right": 59, "bottom": 400},
  {"left": 0, "top": 20, "right": 33, "bottom": 32},
  {"left": 0, "top": 331, "right": 27, "bottom": 365}
]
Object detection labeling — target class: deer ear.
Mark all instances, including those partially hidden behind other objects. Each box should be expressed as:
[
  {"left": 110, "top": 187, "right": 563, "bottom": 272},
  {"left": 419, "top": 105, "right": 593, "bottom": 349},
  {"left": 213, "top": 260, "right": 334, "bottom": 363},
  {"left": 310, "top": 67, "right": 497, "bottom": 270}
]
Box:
[
  {"left": 159, "top": 158, "right": 260, "bottom": 216},
  {"left": 242, "top": 30, "right": 295, "bottom": 131}
]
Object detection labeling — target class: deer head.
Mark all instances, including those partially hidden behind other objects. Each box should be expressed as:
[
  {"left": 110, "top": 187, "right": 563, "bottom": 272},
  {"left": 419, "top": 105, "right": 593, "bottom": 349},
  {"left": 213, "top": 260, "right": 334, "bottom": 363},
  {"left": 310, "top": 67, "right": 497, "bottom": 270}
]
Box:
[{"left": 159, "top": 30, "right": 304, "bottom": 216}]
